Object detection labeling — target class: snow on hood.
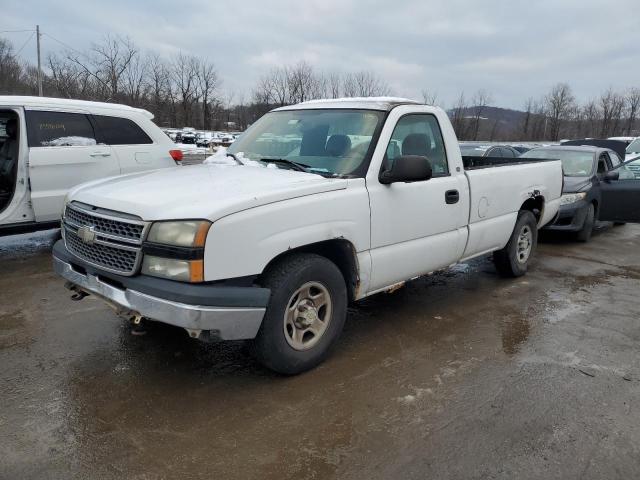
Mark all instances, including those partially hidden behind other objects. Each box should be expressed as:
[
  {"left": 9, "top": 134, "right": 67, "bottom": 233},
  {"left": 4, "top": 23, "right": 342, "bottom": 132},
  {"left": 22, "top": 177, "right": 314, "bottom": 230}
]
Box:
[{"left": 69, "top": 163, "right": 348, "bottom": 222}]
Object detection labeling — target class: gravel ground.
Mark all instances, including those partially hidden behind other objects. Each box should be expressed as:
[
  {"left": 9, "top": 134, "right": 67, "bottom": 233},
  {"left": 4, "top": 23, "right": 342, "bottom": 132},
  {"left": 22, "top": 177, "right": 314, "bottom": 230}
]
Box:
[{"left": 1, "top": 224, "right": 640, "bottom": 479}]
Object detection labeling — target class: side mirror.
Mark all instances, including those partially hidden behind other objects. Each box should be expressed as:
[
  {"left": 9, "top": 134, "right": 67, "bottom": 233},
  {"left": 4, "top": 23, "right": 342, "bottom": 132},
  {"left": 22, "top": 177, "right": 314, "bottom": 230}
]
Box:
[
  {"left": 604, "top": 171, "right": 619, "bottom": 183},
  {"left": 379, "top": 155, "right": 433, "bottom": 185}
]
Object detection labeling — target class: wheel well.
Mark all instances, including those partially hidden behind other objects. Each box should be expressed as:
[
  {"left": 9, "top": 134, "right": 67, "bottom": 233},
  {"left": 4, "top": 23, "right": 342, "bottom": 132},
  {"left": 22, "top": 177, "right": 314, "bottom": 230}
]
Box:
[
  {"left": 520, "top": 195, "right": 544, "bottom": 223},
  {"left": 260, "top": 239, "right": 359, "bottom": 301}
]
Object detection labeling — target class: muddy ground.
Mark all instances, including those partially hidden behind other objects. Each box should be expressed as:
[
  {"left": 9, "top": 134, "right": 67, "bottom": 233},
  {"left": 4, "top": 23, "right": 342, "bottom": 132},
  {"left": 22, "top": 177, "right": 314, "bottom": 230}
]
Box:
[{"left": 1, "top": 225, "right": 639, "bottom": 479}]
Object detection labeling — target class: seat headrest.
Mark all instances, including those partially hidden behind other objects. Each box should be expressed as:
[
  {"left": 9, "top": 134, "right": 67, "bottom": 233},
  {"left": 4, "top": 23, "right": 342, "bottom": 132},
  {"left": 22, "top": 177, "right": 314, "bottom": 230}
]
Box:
[
  {"left": 5, "top": 118, "right": 17, "bottom": 139},
  {"left": 402, "top": 133, "right": 430, "bottom": 156},
  {"left": 325, "top": 135, "right": 352, "bottom": 157}
]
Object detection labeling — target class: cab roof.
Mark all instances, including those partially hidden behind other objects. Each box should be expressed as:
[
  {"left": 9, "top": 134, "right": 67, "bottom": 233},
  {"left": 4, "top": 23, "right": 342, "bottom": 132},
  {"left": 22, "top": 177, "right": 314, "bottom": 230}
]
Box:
[
  {"left": 0, "top": 96, "right": 154, "bottom": 119},
  {"left": 273, "top": 97, "right": 422, "bottom": 112}
]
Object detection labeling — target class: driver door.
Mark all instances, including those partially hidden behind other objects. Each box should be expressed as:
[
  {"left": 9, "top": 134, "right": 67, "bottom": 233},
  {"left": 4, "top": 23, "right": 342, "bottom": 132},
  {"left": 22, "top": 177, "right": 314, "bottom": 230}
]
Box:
[{"left": 598, "top": 162, "right": 640, "bottom": 222}]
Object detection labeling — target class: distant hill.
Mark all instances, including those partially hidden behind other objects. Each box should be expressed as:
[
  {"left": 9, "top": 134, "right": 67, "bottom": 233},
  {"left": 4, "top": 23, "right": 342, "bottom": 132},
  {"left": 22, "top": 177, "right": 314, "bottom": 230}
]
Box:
[{"left": 447, "top": 106, "right": 529, "bottom": 141}]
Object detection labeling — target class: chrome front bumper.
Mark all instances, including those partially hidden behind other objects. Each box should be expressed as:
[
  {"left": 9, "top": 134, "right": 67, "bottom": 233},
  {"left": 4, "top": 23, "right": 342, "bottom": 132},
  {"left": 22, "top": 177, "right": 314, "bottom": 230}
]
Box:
[{"left": 53, "top": 256, "right": 266, "bottom": 340}]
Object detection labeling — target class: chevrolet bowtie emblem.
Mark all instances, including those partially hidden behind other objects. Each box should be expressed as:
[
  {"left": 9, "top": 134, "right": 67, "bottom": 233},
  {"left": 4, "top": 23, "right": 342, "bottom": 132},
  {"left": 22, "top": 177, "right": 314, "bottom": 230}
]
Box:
[{"left": 77, "top": 225, "right": 97, "bottom": 245}]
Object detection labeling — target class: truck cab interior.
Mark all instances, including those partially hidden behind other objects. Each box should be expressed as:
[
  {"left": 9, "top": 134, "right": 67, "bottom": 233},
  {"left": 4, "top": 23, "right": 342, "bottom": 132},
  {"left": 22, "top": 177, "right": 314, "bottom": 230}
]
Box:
[{"left": 0, "top": 111, "right": 19, "bottom": 213}]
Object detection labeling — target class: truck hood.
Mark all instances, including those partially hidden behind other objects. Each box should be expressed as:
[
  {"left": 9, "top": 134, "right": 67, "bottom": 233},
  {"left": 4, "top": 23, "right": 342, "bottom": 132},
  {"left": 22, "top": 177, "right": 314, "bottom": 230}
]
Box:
[{"left": 69, "top": 164, "right": 348, "bottom": 221}]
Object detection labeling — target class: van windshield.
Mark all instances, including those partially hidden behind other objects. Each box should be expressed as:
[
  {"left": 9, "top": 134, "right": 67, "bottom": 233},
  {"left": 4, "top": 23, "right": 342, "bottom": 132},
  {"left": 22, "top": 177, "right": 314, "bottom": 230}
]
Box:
[
  {"left": 227, "top": 109, "right": 384, "bottom": 177},
  {"left": 626, "top": 138, "right": 640, "bottom": 154},
  {"left": 521, "top": 149, "right": 594, "bottom": 177}
]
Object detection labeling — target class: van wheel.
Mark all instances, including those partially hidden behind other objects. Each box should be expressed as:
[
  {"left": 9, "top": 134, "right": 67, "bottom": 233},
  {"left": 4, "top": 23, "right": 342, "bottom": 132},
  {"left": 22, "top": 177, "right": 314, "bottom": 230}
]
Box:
[
  {"left": 575, "top": 203, "right": 595, "bottom": 242},
  {"left": 493, "top": 210, "right": 538, "bottom": 278},
  {"left": 252, "top": 254, "right": 347, "bottom": 375}
]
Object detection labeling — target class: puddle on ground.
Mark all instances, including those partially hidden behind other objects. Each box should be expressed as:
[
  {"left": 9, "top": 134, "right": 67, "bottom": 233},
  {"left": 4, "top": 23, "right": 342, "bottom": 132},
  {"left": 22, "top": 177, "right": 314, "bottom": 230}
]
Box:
[{"left": 501, "top": 314, "right": 531, "bottom": 355}]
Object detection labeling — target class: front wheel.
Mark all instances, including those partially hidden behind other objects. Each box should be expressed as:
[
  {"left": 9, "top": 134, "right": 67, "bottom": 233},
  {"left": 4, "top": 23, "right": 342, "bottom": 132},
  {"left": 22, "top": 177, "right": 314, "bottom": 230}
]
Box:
[
  {"left": 575, "top": 203, "right": 595, "bottom": 243},
  {"left": 251, "top": 254, "right": 347, "bottom": 375},
  {"left": 493, "top": 210, "right": 538, "bottom": 278}
]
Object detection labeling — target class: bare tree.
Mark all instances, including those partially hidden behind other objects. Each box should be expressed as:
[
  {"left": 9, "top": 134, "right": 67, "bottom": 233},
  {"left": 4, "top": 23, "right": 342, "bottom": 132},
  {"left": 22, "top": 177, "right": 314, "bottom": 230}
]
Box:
[
  {"left": 171, "top": 53, "right": 200, "bottom": 126},
  {"left": 196, "top": 58, "right": 219, "bottom": 130},
  {"left": 144, "top": 52, "right": 171, "bottom": 124},
  {"left": 470, "top": 89, "right": 492, "bottom": 140},
  {"left": 0, "top": 38, "right": 27, "bottom": 94},
  {"left": 545, "top": 83, "right": 575, "bottom": 141},
  {"left": 582, "top": 99, "right": 599, "bottom": 138},
  {"left": 521, "top": 98, "right": 533, "bottom": 140},
  {"left": 342, "top": 71, "right": 390, "bottom": 97},
  {"left": 450, "top": 92, "right": 468, "bottom": 139},
  {"left": 327, "top": 72, "right": 342, "bottom": 99},
  {"left": 625, "top": 88, "right": 640, "bottom": 136},
  {"left": 122, "top": 52, "right": 147, "bottom": 106},
  {"left": 421, "top": 89, "right": 439, "bottom": 106},
  {"left": 598, "top": 88, "right": 625, "bottom": 137},
  {"left": 257, "top": 66, "right": 289, "bottom": 106}
]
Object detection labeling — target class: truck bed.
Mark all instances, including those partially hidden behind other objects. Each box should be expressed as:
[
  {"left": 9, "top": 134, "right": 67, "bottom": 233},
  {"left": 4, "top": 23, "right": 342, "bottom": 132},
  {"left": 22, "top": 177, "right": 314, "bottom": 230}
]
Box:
[
  {"left": 462, "top": 156, "right": 555, "bottom": 170},
  {"left": 459, "top": 158, "right": 563, "bottom": 261}
]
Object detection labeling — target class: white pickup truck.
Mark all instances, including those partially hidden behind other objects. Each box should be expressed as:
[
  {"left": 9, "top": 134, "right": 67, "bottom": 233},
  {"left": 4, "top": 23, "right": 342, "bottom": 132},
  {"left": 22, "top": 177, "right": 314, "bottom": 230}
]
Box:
[{"left": 53, "top": 98, "right": 562, "bottom": 374}]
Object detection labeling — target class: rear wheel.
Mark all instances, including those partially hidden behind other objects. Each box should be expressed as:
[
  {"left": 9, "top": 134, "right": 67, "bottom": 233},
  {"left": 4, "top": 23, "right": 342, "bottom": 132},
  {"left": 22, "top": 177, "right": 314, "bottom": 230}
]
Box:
[
  {"left": 493, "top": 210, "right": 538, "bottom": 278},
  {"left": 252, "top": 254, "right": 347, "bottom": 375},
  {"left": 575, "top": 203, "right": 595, "bottom": 242}
]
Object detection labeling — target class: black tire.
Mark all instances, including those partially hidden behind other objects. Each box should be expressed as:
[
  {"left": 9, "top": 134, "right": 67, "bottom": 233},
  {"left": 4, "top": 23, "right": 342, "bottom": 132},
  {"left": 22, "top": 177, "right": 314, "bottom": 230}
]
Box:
[
  {"left": 251, "top": 253, "right": 347, "bottom": 375},
  {"left": 493, "top": 210, "right": 538, "bottom": 278},
  {"left": 575, "top": 203, "right": 595, "bottom": 243}
]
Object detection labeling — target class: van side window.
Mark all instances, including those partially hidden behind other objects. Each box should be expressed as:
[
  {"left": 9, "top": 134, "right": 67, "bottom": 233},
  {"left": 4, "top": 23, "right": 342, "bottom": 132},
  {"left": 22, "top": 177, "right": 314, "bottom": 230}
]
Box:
[
  {"left": 92, "top": 115, "right": 153, "bottom": 145},
  {"left": 26, "top": 111, "right": 97, "bottom": 147},
  {"left": 384, "top": 114, "right": 449, "bottom": 177}
]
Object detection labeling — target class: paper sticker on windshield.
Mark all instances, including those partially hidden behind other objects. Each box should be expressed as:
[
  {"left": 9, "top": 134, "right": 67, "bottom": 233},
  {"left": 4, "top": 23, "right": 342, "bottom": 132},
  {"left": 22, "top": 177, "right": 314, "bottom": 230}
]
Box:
[{"left": 288, "top": 120, "right": 300, "bottom": 125}]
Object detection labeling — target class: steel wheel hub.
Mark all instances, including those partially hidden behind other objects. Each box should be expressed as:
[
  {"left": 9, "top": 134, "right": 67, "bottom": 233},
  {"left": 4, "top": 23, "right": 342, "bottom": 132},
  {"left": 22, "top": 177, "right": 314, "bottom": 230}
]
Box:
[
  {"left": 284, "top": 281, "right": 332, "bottom": 351},
  {"left": 516, "top": 225, "right": 533, "bottom": 263}
]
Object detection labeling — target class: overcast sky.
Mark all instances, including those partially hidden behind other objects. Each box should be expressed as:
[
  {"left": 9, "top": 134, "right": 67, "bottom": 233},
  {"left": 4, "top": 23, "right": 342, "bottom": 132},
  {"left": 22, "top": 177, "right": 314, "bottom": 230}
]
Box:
[{"left": 4, "top": 0, "right": 640, "bottom": 109}]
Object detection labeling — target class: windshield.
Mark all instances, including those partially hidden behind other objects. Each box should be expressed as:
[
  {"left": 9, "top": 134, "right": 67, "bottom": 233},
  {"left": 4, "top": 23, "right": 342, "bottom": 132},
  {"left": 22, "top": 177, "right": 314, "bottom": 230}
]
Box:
[
  {"left": 521, "top": 149, "right": 594, "bottom": 177},
  {"left": 626, "top": 138, "right": 640, "bottom": 154},
  {"left": 227, "top": 109, "right": 385, "bottom": 177}
]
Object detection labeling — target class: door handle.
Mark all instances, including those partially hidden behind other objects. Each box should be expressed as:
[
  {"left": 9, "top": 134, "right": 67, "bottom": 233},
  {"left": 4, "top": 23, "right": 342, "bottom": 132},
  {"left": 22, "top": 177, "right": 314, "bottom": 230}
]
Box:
[
  {"left": 90, "top": 152, "right": 111, "bottom": 157},
  {"left": 445, "top": 189, "right": 459, "bottom": 204}
]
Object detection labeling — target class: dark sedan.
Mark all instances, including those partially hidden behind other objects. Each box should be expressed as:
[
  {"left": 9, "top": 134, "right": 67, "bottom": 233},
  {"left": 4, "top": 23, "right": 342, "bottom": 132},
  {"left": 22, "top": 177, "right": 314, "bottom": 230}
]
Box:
[
  {"left": 459, "top": 143, "right": 522, "bottom": 158},
  {"left": 521, "top": 146, "right": 635, "bottom": 241}
]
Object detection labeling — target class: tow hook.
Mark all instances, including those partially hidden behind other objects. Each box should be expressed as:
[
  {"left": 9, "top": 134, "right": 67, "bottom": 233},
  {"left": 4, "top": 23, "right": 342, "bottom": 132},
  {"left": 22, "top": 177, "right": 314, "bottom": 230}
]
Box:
[
  {"left": 130, "top": 314, "right": 147, "bottom": 336},
  {"left": 70, "top": 291, "right": 89, "bottom": 301},
  {"left": 65, "top": 282, "right": 89, "bottom": 301}
]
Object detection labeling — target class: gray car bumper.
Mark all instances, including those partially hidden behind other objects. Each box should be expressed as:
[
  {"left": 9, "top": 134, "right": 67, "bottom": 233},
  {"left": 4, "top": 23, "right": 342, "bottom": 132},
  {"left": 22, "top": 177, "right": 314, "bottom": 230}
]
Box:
[{"left": 53, "top": 255, "right": 266, "bottom": 340}]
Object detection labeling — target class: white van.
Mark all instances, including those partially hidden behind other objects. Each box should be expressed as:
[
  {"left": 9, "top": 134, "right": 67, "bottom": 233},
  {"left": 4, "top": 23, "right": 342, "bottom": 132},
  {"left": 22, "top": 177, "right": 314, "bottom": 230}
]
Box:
[{"left": 0, "top": 96, "right": 183, "bottom": 236}]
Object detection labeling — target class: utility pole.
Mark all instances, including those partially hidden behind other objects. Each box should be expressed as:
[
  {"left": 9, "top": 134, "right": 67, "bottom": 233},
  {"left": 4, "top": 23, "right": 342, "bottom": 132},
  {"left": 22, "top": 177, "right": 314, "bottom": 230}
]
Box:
[{"left": 36, "top": 25, "right": 43, "bottom": 96}]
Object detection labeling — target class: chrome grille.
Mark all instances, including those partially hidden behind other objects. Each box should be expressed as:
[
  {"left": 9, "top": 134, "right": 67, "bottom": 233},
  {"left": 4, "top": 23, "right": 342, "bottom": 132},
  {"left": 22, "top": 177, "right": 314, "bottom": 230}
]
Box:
[
  {"left": 65, "top": 229, "right": 139, "bottom": 273},
  {"left": 63, "top": 203, "right": 147, "bottom": 276},
  {"left": 65, "top": 205, "right": 144, "bottom": 241}
]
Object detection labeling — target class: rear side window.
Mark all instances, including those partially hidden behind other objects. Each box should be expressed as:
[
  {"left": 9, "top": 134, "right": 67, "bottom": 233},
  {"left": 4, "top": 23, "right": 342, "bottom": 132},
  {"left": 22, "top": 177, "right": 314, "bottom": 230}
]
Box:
[
  {"left": 92, "top": 115, "right": 153, "bottom": 145},
  {"left": 26, "top": 111, "right": 97, "bottom": 147},
  {"left": 385, "top": 114, "right": 449, "bottom": 176}
]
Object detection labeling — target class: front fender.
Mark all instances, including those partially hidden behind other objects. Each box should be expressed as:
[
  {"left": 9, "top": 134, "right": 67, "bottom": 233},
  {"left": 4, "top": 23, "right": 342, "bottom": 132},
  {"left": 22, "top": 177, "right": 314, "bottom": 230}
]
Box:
[{"left": 203, "top": 181, "right": 370, "bottom": 281}]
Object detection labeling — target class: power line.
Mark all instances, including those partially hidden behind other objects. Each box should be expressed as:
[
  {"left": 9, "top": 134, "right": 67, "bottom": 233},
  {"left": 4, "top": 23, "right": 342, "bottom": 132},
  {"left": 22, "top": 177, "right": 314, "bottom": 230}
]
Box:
[
  {"left": 0, "top": 29, "right": 35, "bottom": 34},
  {"left": 15, "top": 31, "right": 35, "bottom": 56},
  {"left": 42, "top": 32, "right": 93, "bottom": 61}
]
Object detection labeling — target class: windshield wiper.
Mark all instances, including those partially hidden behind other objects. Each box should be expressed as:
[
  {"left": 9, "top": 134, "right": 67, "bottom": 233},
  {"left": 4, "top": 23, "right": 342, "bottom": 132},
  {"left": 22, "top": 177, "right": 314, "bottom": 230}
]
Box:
[
  {"left": 260, "top": 158, "right": 310, "bottom": 172},
  {"left": 226, "top": 153, "right": 243, "bottom": 165}
]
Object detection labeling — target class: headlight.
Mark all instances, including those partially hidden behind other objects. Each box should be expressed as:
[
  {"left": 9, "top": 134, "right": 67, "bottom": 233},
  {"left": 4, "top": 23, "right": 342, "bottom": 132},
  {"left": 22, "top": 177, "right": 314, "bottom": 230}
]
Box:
[
  {"left": 141, "top": 255, "right": 204, "bottom": 282},
  {"left": 143, "top": 220, "right": 210, "bottom": 282},
  {"left": 560, "top": 192, "right": 587, "bottom": 206},
  {"left": 147, "top": 220, "right": 211, "bottom": 247}
]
